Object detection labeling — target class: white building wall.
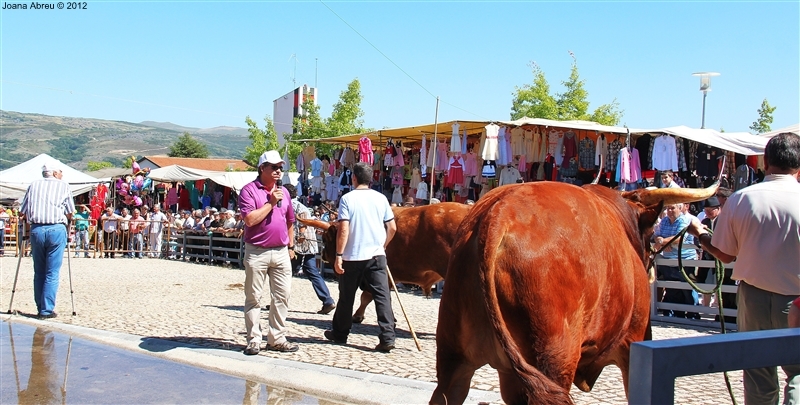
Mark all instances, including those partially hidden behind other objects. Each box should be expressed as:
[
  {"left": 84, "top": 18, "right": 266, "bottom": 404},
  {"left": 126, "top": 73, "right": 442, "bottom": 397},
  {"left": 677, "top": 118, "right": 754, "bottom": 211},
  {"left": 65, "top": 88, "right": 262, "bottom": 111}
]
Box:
[{"left": 273, "top": 85, "right": 317, "bottom": 147}]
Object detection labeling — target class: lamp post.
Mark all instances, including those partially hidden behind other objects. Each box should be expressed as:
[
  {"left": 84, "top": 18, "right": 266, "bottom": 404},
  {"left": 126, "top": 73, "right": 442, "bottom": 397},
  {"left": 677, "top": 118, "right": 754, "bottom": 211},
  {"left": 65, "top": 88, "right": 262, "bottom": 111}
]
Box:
[{"left": 691, "top": 72, "right": 720, "bottom": 129}]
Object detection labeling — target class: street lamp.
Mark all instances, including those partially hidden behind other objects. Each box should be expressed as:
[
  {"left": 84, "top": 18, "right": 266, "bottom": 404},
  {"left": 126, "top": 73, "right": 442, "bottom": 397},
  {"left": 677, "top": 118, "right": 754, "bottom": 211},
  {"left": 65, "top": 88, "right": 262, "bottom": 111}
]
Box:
[{"left": 691, "top": 72, "right": 720, "bottom": 129}]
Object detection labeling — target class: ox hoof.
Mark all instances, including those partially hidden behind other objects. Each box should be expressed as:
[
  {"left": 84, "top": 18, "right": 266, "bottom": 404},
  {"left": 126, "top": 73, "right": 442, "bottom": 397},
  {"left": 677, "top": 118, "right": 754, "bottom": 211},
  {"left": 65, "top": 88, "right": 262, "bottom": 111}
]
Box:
[{"left": 352, "top": 315, "right": 364, "bottom": 324}]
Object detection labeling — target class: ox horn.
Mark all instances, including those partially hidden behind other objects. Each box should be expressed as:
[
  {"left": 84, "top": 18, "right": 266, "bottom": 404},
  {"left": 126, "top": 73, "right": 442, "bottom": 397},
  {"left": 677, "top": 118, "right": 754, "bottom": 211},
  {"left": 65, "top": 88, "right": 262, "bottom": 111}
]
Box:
[
  {"left": 591, "top": 153, "right": 605, "bottom": 185},
  {"left": 297, "top": 217, "right": 331, "bottom": 231},
  {"left": 626, "top": 180, "right": 719, "bottom": 206}
]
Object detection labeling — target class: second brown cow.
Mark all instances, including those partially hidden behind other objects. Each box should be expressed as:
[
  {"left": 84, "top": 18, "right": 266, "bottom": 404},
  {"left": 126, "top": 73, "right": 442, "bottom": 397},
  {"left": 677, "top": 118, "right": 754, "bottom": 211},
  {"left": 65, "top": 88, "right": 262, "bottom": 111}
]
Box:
[{"left": 299, "top": 202, "right": 470, "bottom": 322}]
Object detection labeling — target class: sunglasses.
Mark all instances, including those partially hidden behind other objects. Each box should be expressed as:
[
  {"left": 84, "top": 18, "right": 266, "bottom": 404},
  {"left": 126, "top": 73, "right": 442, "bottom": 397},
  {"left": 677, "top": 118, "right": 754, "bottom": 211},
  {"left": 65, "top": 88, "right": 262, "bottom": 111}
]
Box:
[{"left": 270, "top": 165, "right": 284, "bottom": 171}]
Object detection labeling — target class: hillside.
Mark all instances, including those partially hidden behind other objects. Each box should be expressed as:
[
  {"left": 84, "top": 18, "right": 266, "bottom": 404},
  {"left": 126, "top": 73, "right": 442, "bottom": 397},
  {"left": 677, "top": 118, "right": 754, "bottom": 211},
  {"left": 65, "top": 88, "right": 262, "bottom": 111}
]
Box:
[{"left": 0, "top": 110, "right": 251, "bottom": 170}]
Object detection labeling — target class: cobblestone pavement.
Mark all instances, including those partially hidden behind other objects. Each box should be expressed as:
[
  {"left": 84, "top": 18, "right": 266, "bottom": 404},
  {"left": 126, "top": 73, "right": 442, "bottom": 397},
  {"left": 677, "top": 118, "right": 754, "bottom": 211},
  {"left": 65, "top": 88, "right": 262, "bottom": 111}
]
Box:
[{"left": 0, "top": 256, "right": 778, "bottom": 404}]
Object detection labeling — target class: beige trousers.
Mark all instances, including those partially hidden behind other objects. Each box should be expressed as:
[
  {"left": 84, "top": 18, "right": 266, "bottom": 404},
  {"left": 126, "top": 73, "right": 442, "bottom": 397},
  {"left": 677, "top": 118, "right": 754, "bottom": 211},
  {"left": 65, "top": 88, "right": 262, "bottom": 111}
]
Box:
[{"left": 243, "top": 244, "right": 292, "bottom": 346}]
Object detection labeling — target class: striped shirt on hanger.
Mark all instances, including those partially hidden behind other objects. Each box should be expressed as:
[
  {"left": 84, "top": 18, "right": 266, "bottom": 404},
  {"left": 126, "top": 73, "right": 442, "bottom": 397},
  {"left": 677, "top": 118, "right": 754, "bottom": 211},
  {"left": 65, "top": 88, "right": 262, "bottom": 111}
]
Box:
[{"left": 20, "top": 177, "right": 75, "bottom": 225}]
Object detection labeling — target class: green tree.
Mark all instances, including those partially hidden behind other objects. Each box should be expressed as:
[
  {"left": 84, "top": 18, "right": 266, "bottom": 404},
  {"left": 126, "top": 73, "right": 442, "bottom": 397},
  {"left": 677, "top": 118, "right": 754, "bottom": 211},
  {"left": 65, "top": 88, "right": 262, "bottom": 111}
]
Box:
[
  {"left": 326, "top": 79, "right": 366, "bottom": 137},
  {"left": 291, "top": 78, "right": 371, "bottom": 164},
  {"left": 87, "top": 161, "right": 114, "bottom": 171},
  {"left": 749, "top": 98, "right": 776, "bottom": 134},
  {"left": 123, "top": 156, "right": 137, "bottom": 169},
  {"left": 168, "top": 132, "right": 209, "bottom": 158},
  {"left": 243, "top": 115, "right": 280, "bottom": 168},
  {"left": 510, "top": 62, "right": 558, "bottom": 120},
  {"left": 510, "top": 55, "right": 623, "bottom": 125},
  {"left": 48, "top": 136, "right": 89, "bottom": 163}
]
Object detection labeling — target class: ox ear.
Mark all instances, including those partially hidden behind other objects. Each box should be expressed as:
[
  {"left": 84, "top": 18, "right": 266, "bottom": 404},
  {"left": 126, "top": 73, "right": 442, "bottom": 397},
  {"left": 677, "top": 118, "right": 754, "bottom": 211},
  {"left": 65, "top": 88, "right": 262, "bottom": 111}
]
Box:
[{"left": 637, "top": 202, "right": 664, "bottom": 232}]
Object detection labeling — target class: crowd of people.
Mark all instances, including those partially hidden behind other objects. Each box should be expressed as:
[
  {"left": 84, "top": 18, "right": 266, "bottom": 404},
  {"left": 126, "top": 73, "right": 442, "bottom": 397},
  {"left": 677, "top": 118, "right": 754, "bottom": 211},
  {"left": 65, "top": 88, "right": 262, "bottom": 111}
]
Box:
[{"left": 7, "top": 133, "right": 799, "bottom": 403}]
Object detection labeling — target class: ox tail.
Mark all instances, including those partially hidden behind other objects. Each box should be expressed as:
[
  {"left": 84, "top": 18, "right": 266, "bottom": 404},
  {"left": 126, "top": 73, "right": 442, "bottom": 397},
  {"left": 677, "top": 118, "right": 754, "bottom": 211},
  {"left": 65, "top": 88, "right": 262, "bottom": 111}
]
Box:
[{"left": 482, "top": 264, "right": 575, "bottom": 404}]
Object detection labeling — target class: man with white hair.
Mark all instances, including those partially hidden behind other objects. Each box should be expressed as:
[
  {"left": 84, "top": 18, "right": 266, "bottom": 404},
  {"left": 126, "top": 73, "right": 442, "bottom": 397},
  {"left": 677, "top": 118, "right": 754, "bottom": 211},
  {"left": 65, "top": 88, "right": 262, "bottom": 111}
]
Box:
[
  {"left": 652, "top": 202, "right": 698, "bottom": 319},
  {"left": 147, "top": 204, "right": 167, "bottom": 258},
  {"left": 19, "top": 164, "right": 75, "bottom": 319}
]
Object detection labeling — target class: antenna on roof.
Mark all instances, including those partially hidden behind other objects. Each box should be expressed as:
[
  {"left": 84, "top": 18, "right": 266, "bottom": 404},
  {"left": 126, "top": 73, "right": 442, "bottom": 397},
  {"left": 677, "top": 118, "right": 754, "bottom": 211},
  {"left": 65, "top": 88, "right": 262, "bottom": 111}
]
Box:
[{"left": 289, "top": 54, "right": 298, "bottom": 88}]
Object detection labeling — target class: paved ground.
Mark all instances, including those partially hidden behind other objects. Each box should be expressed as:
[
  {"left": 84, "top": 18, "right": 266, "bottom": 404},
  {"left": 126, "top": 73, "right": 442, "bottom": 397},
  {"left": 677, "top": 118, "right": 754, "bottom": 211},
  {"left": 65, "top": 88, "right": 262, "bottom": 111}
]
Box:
[{"left": 0, "top": 255, "right": 774, "bottom": 404}]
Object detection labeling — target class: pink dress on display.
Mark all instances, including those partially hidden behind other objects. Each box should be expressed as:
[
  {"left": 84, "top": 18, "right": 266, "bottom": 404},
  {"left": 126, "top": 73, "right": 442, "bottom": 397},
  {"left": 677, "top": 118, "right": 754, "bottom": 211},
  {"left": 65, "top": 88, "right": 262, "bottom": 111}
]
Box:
[
  {"left": 463, "top": 152, "right": 478, "bottom": 176},
  {"left": 358, "top": 137, "right": 373, "bottom": 165},
  {"left": 436, "top": 142, "right": 449, "bottom": 171}
]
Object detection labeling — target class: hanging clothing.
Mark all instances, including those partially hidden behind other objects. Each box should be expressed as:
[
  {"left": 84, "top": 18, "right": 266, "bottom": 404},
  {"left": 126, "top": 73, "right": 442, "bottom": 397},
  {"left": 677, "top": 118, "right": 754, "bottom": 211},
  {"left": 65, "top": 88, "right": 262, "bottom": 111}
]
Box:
[
  {"left": 358, "top": 137, "right": 373, "bottom": 165},
  {"left": 617, "top": 148, "right": 642, "bottom": 183},
  {"left": 392, "top": 186, "right": 403, "bottom": 204},
  {"left": 651, "top": 135, "right": 678, "bottom": 171},
  {"left": 436, "top": 142, "right": 449, "bottom": 171},
  {"left": 733, "top": 164, "right": 756, "bottom": 190},
  {"left": 461, "top": 128, "right": 468, "bottom": 155},
  {"left": 310, "top": 158, "right": 322, "bottom": 177},
  {"left": 482, "top": 124, "right": 500, "bottom": 161},
  {"left": 595, "top": 135, "right": 608, "bottom": 167},
  {"left": 383, "top": 143, "right": 395, "bottom": 167},
  {"left": 463, "top": 152, "right": 478, "bottom": 177},
  {"left": 415, "top": 181, "right": 428, "bottom": 200},
  {"left": 325, "top": 176, "right": 338, "bottom": 201},
  {"left": 560, "top": 131, "right": 578, "bottom": 169},
  {"left": 302, "top": 145, "right": 316, "bottom": 169},
  {"left": 450, "top": 122, "right": 462, "bottom": 153},
  {"left": 391, "top": 166, "right": 404, "bottom": 186},
  {"left": 696, "top": 144, "right": 722, "bottom": 178},
  {"left": 578, "top": 136, "right": 595, "bottom": 169},
  {"left": 295, "top": 153, "right": 305, "bottom": 174},
  {"left": 409, "top": 168, "right": 421, "bottom": 189},
  {"left": 499, "top": 166, "right": 522, "bottom": 186},
  {"left": 447, "top": 156, "right": 465, "bottom": 186},
  {"left": 606, "top": 138, "right": 622, "bottom": 172},
  {"left": 635, "top": 133, "right": 653, "bottom": 170},
  {"left": 394, "top": 142, "right": 405, "bottom": 167},
  {"left": 341, "top": 147, "right": 356, "bottom": 168},
  {"left": 497, "top": 127, "right": 508, "bottom": 165}
]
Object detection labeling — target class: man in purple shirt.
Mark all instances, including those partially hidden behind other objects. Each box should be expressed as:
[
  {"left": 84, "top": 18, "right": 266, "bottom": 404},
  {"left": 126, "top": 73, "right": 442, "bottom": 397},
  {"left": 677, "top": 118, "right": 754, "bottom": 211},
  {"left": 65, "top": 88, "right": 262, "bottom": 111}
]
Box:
[{"left": 238, "top": 150, "right": 298, "bottom": 355}]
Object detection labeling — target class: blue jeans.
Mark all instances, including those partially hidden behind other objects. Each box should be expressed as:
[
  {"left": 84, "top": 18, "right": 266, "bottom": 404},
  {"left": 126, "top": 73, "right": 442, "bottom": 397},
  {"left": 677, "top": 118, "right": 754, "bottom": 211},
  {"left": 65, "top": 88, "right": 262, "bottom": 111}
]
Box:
[
  {"left": 295, "top": 254, "right": 334, "bottom": 306},
  {"left": 30, "top": 224, "right": 66, "bottom": 316},
  {"left": 75, "top": 229, "right": 90, "bottom": 256},
  {"left": 130, "top": 233, "right": 144, "bottom": 258}
]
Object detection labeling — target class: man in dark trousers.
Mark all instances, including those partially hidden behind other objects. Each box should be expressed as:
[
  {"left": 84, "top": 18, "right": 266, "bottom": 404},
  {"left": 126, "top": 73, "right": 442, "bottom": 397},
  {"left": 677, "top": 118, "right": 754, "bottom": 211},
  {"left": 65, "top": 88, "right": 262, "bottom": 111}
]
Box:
[
  {"left": 689, "top": 132, "right": 800, "bottom": 404},
  {"left": 324, "top": 162, "right": 398, "bottom": 352}
]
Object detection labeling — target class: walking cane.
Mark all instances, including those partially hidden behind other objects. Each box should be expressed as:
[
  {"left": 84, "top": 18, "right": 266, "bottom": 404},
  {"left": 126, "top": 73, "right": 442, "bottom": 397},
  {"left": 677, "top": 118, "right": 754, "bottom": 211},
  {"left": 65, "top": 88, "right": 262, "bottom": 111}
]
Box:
[
  {"left": 65, "top": 234, "right": 76, "bottom": 316},
  {"left": 61, "top": 336, "right": 73, "bottom": 405},
  {"left": 7, "top": 225, "right": 25, "bottom": 314},
  {"left": 385, "top": 264, "right": 422, "bottom": 351}
]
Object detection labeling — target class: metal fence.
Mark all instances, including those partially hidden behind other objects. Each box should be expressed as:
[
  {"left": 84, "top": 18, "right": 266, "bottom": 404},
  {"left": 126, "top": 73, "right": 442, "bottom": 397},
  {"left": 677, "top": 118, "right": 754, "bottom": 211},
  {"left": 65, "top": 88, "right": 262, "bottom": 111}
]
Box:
[{"left": 652, "top": 244, "right": 738, "bottom": 330}]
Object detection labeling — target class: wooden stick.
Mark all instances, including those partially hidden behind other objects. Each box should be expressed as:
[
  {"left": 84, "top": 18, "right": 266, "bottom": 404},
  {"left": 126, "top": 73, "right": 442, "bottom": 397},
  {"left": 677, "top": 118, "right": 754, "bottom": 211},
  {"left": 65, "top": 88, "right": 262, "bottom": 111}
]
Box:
[{"left": 385, "top": 264, "right": 422, "bottom": 351}]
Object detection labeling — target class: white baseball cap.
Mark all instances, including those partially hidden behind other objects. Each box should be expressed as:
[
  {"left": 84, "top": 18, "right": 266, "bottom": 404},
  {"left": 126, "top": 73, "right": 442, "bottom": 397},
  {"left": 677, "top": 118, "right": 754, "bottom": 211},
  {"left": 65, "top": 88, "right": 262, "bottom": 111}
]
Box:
[
  {"left": 257, "top": 150, "right": 284, "bottom": 167},
  {"left": 42, "top": 163, "right": 59, "bottom": 173}
]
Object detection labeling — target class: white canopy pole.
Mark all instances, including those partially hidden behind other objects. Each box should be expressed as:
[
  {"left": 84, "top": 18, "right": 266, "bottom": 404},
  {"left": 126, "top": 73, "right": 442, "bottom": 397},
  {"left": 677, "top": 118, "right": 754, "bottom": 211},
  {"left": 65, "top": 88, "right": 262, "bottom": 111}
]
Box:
[{"left": 429, "top": 97, "right": 440, "bottom": 200}]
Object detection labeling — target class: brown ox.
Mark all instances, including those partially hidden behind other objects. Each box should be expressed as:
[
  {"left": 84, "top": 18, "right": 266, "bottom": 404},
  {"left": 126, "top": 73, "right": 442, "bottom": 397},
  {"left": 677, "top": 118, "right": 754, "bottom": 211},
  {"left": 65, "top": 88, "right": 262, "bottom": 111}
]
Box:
[
  {"left": 430, "top": 182, "right": 716, "bottom": 405},
  {"left": 300, "top": 202, "right": 470, "bottom": 322}
]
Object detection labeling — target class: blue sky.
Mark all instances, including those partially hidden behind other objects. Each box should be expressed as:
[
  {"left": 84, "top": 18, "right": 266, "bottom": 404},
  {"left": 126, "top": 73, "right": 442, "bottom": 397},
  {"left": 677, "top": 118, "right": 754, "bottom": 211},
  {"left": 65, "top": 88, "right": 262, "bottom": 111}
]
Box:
[{"left": 2, "top": 1, "right": 798, "bottom": 134}]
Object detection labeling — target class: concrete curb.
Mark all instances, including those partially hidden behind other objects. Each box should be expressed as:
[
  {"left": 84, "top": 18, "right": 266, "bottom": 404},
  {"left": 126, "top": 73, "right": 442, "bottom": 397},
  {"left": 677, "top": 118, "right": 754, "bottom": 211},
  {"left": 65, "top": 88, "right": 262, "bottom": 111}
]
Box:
[{"left": 1, "top": 314, "right": 501, "bottom": 404}]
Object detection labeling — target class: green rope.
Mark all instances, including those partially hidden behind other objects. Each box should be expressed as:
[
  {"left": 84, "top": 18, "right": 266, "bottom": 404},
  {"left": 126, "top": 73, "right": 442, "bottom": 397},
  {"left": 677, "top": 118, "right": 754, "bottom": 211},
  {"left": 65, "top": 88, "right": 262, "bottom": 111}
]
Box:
[{"left": 656, "top": 226, "right": 739, "bottom": 405}]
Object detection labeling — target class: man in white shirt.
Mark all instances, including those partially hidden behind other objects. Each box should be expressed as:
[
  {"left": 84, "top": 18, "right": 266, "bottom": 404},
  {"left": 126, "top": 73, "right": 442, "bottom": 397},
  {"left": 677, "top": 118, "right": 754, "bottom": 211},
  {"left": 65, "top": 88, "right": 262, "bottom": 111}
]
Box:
[
  {"left": 147, "top": 205, "right": 168, "bottom": 258},
  {"left": 101, "top": 207, "right": 121, "bottom": 259},
  {"left": 689, "top": 133, "right": 800, "bottom": 404},
  {"left": 324, "top": 162, "right": 397, "bottom": 352},
  {"left": 119, "top": 208, "right": 132, "bottom": 258}
]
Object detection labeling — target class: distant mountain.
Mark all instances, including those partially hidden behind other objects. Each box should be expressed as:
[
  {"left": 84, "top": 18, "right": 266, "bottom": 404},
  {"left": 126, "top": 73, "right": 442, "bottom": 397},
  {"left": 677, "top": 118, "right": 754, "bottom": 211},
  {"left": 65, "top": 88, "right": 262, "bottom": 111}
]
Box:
[
  {"left": 141, "top": 121, "right": 250, "bottom": 137},
  {"left": 0, "top": 110, "right": 252, "bottom": 171}
]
